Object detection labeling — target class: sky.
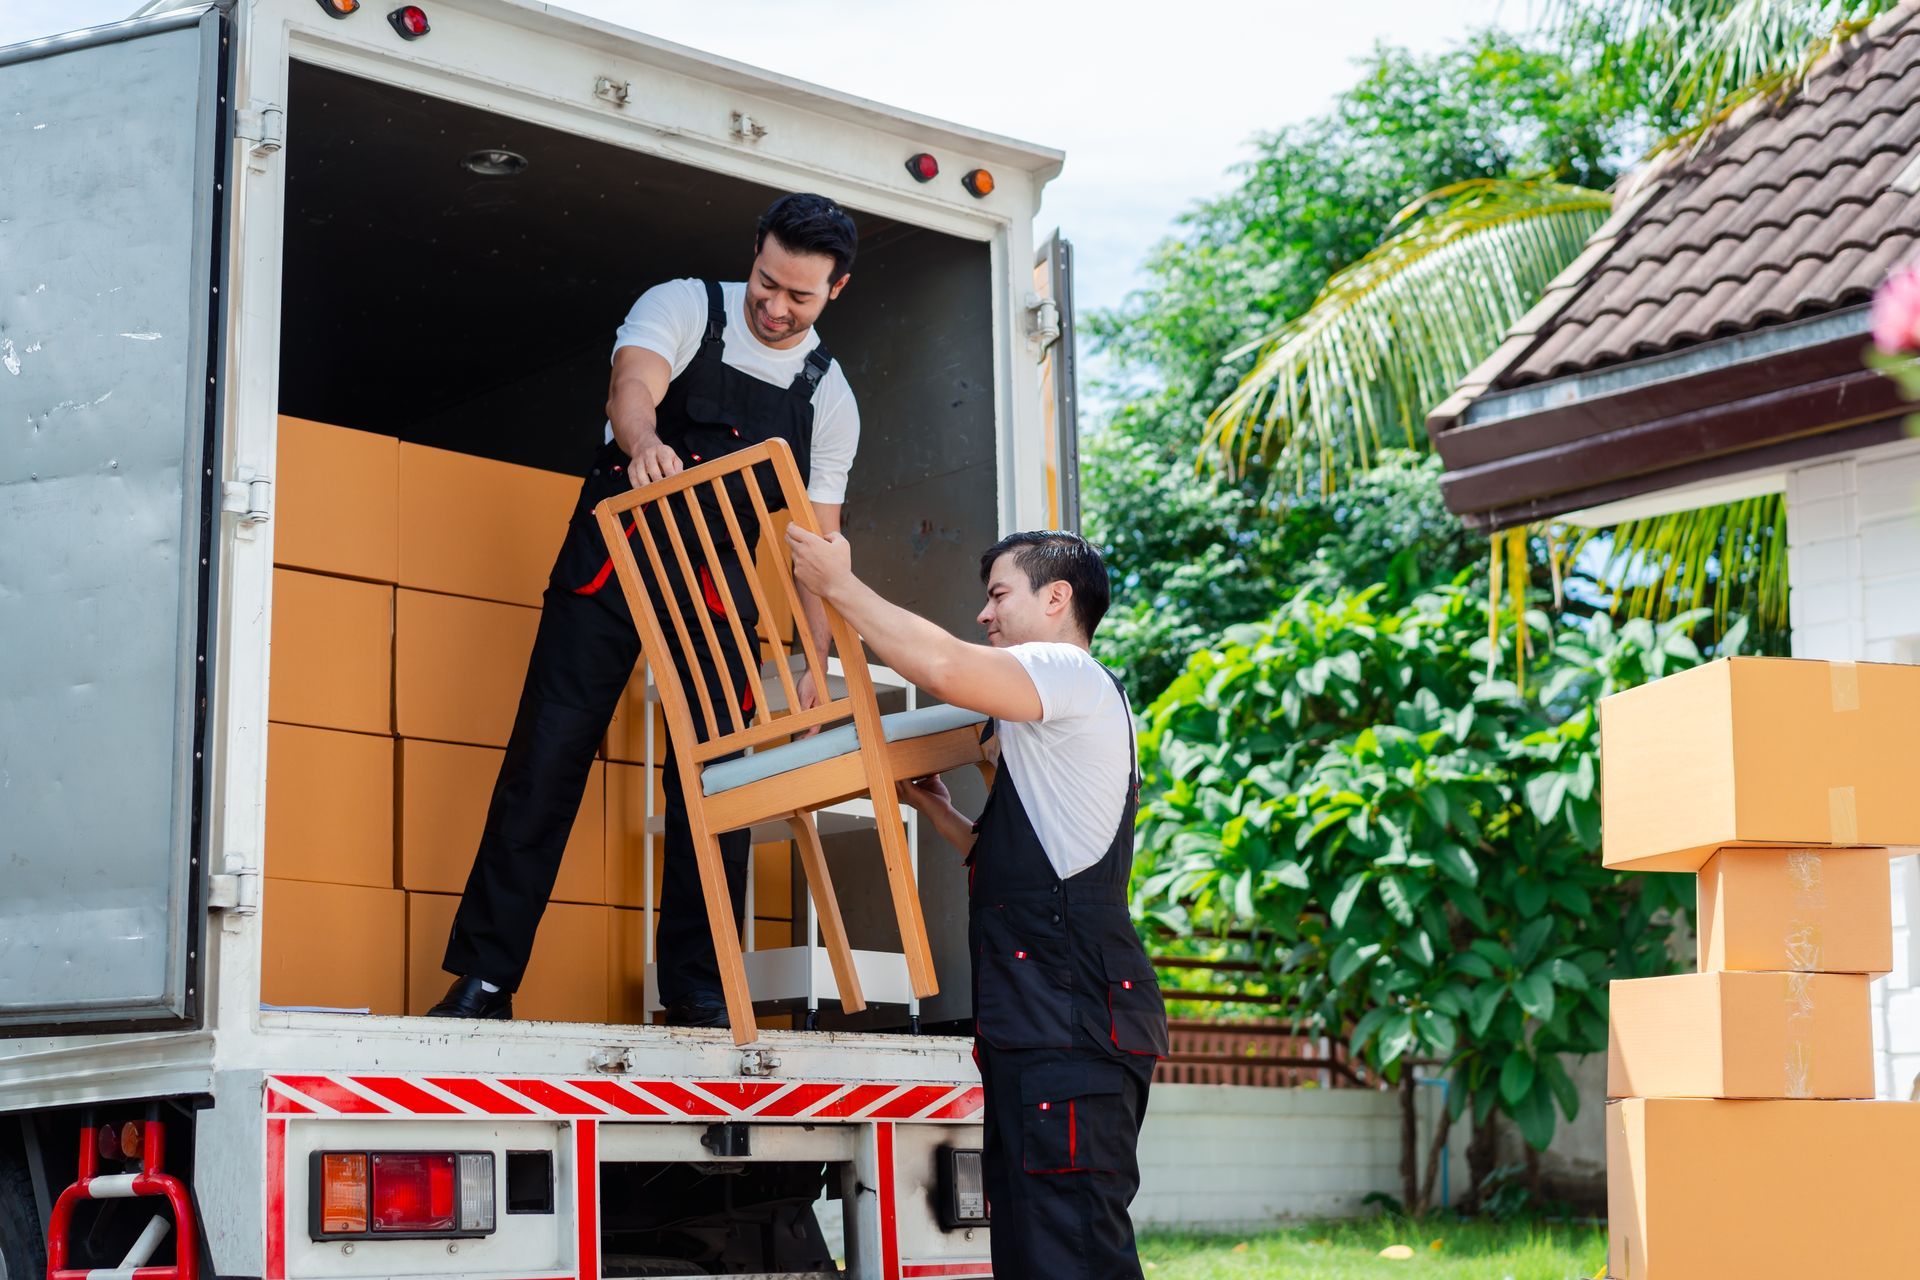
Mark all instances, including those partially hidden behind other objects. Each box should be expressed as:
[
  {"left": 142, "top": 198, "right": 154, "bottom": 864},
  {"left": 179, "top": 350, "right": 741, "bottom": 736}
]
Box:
[{"left": 3, "top": 0, "right": 1515, "bottom": 318}]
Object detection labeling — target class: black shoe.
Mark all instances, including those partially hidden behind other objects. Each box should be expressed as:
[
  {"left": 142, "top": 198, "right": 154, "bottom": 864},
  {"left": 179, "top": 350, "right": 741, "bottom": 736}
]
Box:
[
  {"left": 427, "top": 976, "right": 512, "bottom": 1019},
  {"left": 663, "top": 994, "right": 729, "bottom": 1028}
]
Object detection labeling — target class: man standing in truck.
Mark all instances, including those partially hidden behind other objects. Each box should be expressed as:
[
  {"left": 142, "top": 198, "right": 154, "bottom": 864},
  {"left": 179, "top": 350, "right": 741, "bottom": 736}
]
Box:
[
  {"left": 787, "top": 526, "right": 1169, "bottom": 1280},
  {"left": 427, "top": 193, "right": 862, "bottom": 1028}
]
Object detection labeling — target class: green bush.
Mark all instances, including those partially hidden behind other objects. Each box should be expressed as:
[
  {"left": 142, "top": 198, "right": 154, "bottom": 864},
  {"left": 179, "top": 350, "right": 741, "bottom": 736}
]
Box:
[{"left": 1134, "top": 582, "right": 1733, "bottom": 1173}]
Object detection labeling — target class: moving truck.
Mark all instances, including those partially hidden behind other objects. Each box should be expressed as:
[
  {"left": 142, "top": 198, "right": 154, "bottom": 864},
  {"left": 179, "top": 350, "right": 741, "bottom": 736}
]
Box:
[{"left": 0, "top": 2, "right": 1078, "bottom": 1275}]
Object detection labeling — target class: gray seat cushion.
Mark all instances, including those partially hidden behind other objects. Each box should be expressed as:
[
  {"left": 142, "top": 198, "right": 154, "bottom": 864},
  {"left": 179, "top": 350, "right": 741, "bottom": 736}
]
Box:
[{"left": 700, "top": 702, "right": 988, "bottom": 796}]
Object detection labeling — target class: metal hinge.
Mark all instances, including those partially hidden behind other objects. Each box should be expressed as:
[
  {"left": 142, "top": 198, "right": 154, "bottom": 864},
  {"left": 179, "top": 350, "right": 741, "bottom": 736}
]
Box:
[
  {"left": 209, "top": 857, "right": 261, "bottom": 915},
  {"left": 222, "top": 472, "right": 272, "bottom": 525},
  {"left": 236, "top": 101, "right": 285, "bottom": 159},
  {"left": 738, "top": 1049, "right": 781, "bottom": 1077},
  {"left": 731, "top": 111, "right": 768, "bottom": 143},
  {"left": 594, "top": 77, "right": 631, "bottom": 108},
  {"left": 1025, "top": 292, "right": 1062, "bottom": 357}
]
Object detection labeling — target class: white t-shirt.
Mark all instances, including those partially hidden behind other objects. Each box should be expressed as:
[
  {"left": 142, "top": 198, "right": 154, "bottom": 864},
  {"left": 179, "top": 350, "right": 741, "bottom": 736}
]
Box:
[
  {"left": 607, "top": 278, "right": 860, "bottom": 506},
  {"left": 998, "top": 643, "right": 1137, "bottom": 882}
]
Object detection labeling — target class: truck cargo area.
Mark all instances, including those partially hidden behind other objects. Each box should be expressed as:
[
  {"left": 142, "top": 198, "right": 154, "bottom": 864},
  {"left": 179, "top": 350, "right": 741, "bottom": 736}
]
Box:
[{"left": 264, "top": 60, "right": 1000, "bottom": 1031}]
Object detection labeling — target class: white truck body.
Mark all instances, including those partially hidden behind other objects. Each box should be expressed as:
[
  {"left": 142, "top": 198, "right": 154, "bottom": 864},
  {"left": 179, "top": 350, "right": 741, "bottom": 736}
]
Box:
[{"left": 0, "top": 3, "right": 1074, "bottom": 1275}]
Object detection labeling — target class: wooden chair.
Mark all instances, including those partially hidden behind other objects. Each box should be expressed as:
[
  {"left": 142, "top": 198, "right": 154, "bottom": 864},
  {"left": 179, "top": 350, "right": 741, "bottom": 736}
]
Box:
[{"left": 595, "top": 438, "right": 994, "bottom": 1045}]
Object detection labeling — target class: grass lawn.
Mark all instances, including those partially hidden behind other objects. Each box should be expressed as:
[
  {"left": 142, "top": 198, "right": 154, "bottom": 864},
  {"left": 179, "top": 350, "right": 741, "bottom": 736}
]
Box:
[{"left": 1138, "top": 1219, "right": 1607, "bottom": 1279}]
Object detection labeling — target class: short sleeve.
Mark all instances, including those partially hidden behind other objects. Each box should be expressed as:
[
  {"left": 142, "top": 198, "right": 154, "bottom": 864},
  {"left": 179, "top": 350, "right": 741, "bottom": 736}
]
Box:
[
  {"left": 611, "top": 278, "right": 706, "bottom": 377},
  {"left": 806, "top": 368, "right": 860, "bottom": 506},
  {"left": 1006, "top": 643, "right": 1111, "bottom": 724}
]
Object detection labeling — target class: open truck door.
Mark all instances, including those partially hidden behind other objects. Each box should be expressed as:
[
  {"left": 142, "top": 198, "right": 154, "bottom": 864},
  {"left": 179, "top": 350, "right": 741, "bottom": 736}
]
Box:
[
  {"left": 0, "top": 5, "right": 232, "bottom": 1035},
  {"left": 1033, "top": 233, "right": 1081, "bottom": 531}
]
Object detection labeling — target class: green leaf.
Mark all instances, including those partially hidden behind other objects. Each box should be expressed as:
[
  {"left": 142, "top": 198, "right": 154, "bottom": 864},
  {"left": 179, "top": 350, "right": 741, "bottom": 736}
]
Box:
[
  {"left": 1514, "top": 916, "right": 1555, "bottom": 968},
  {"left": 1547, "top": 957, "right": 1590, "bottom": 991},
  {"left": 1379, "top": 877, "right": 1416, "bottom": 927},
  {"left": 1513, "top": 970, "right": 1556, "bottom": 1023},
  {"left": 1330, "top": 872, "right": 1369, "bottom": 929},
  {"left": 1524, "top": 771, "right": 1569, "bottom": 824},
  {"left": 1402, "top": 930, "right": 1436, "bottom": 969},
  {"left": 1539, "top": 1052, "right": 1580, "bottom": 1122},
  {"left": 1449, "top": 950, "right": 1496, "bottom": 980},
  {"left": 1469, "top": 938, "right": 1516, "bottom": 972},
  {"left": 1332, "top": 941, "right": 1383, "bottom": 986},
  {"left": 1432, "top": 842, "right": 1479, "bottom": 886},
  {"left": 1468, "top": 985, "right": 1506, "bottom": 1037},
  {"left": 1498, "top": 1050, "right": 1536, "bottom": 1105},
  {"left": 1512, "top": 1077, "right": 1557, "bottom": 1150},
  {"left": 1377, "top": 1012, "right": 1417, "bottom": 1067},
  {"left": 1513, "top": 877, "right": 1550, "bottom": 918},
  {"left": 1415, "top": 1008, "right": 1458, "bottom": 1058}
]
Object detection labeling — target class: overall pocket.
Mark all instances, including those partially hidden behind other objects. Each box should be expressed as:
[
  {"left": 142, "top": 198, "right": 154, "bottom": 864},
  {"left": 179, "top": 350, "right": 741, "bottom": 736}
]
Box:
[
  {"left": 1103, "top": 945, "right": 1170, "bottom": 1057},
  {"left": 974, "top": 910, "right": 1073, "bottom": 1050},
  {"left": 1019, "top": 1060, "right": 1132, "bottom": 1175}
]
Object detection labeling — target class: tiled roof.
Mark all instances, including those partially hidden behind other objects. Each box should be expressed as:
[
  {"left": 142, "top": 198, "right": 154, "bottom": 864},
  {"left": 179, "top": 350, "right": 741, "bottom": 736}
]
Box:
[{"left": 1492, "top": 5, "right": 1920, "bottom": 389}]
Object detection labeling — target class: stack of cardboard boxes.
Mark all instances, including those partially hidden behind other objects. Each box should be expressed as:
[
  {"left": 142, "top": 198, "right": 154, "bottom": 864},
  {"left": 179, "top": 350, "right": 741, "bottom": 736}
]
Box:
[
  {"left": 1599, "top": 657, "right": 1920, "bottom": 1278},
  {"left": 261, "top": 416, "right": 795, "bottom": 1022}
]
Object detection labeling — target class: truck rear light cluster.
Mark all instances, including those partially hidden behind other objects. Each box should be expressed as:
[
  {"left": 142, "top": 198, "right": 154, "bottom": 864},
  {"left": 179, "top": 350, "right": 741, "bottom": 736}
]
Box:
[{"left": 310, "top": 1151, "right": 495, "bottom": 1240}]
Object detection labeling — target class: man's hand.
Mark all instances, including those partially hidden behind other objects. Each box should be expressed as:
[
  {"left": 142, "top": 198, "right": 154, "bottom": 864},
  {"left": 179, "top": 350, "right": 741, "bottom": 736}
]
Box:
[
  {"left": 897, "top": 775, "right": 951, "bottom": 814},
  {"left": 628, "top": 436, "right": 683, "bottom": 486},
  {"left": 792, "top": 667, "right": 827, "bottom": 737},
  {"left": 786, "top": 525, "right": 856, "bottom": 601}
]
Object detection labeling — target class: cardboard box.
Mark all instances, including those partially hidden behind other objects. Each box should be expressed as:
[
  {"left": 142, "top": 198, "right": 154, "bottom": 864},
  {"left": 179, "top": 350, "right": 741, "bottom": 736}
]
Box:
[
  {"left": 752, "top": 917, "right": 793, "bottom": 950},
  {"left": 262, "top": 878, "right": 405, "bottom": 1014},
  {"left": 394, "top": 589, "right": 539, "bottom": 748},
  {"left": 1607, "top": 970, "right": 1872, "bottom": 1099},
  {"left": 265, "top": 724, "right": 394, "bottom": 888},
  {"left": 399, "top": 739, "right": 604, "bottom": 904},
  {"left": 609, "top": 905, "right": 655, "bottom": 1024},
  {"left": 1599, "top": 657, "right": 1920, "bottom": 871},
  {"left": 274, "top": 416, "right": 399, "bottom": 582},
  {"left": 1607, "top": 1097, "right": 1920, "bottom": 1278},
  {"left": 1698, "top": 847, "right": 1893, "bottom": 975},
  {"left": 397, "top": 442, "right": 579, "bottom": 607},
  {"left": 270, "top": 569, "right": 393, "bottom": 735},
  {"left": 406, "top": 892, "right": 609, "bottom": 1023},
  {"left": 605, "top": 763, "right": 667, "bottom": 908},
  {"left": 753, "top": 841, "right": 794, "bottom": 921}
]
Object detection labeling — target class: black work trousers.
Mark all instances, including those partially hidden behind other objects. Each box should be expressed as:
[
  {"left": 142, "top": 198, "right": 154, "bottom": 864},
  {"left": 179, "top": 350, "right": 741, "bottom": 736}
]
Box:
[
  {"left": 443, "top": 508, "right": 761, "bottom": 1006},
  {"left": 975, "top": 1032, "right": 1155, "bottom": 1280}
]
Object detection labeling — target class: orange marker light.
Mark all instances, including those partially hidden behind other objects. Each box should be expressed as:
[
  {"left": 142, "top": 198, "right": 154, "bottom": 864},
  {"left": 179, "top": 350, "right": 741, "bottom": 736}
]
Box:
[
  {"left": 961, "top": 169, "right": 994, "bottom": 198},
  {"left": 314, "top": 0, "right": 361, "bottom": 16},
  {"left": 319, "top": 1153, "right": 370, "bottom": 1235},
  {"left": 119, "top": 1121, "right": 143, "bottom": 1160}
]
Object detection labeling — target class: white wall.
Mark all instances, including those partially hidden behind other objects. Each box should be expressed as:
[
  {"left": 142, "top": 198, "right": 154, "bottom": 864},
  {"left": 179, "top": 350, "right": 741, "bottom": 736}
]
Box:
[
  {"left": 1785, "top": 436, "right": 1920, "bottom": 1100},
  {"left": 1133, "top": 1083, "right": 1470, "bottom": 1228}
]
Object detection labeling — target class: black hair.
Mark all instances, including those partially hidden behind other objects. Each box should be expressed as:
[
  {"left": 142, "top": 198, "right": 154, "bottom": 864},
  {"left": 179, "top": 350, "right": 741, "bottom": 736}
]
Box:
[
  {"left": 978, "top": 531, "right": 1111, "bottom": 639},
  {"left": 755, "top": 193, "right": 858, "bottom": 281}
]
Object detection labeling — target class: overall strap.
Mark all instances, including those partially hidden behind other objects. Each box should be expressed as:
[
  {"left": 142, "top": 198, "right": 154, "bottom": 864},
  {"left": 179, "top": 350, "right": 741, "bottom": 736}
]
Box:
[
  {"left": 699, "top": 280, "right": 727, "bottom": 353},
  {"left": 789, "top": 343, "right": 834, "bottom": 397}
]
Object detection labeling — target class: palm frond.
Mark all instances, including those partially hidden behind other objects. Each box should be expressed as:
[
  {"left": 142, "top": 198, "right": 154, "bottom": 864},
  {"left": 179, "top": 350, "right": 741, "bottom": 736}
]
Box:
[
  {"left": 1203, "top": 180, "right": 1611, "bottom": 498},
  {"left": 1588, "top": 493, "right": 1789, "bottom": 638},
  {"left": 1552, "top": 0, "right": 1899, "bottom": 134}
]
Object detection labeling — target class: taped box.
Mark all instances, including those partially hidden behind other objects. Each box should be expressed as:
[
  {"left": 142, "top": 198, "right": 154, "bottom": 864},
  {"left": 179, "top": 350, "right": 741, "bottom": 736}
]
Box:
[
  {"left": 1697, "top": 847, "right": 1893, "bottom": 975},
  {"left": 1599, "top": 657, "right": 1920, "bottom": 871},
  {"left": 1608, "top": 971, "right": 1872, "bottom": 1100},
  {"left": 273, "top": 416, "right": 398, "bottom": 583},
  {"left": 1608, "top": 1097, "right": 1920, "bottom": 1279}
]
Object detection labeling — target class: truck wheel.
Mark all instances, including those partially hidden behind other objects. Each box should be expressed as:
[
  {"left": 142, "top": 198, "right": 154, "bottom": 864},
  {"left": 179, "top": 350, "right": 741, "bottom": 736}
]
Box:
[{"left": 0, "top": 1139, "right": 45, "bottom": 1280}]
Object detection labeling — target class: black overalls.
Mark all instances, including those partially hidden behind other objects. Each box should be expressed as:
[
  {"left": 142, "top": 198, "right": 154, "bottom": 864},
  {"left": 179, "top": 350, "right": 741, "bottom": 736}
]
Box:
[
  {"left": 444, "top": 281, "right": 835, "bottom": 1005},
  {"left": 968, "top": 670, "right": 1170, "bottom": 1280}
]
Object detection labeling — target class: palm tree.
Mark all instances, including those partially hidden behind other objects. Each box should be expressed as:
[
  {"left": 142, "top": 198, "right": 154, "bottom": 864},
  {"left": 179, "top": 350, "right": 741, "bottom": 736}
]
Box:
[{"left": 1204, "top": 0, "right": 1900, "bottom": 642}]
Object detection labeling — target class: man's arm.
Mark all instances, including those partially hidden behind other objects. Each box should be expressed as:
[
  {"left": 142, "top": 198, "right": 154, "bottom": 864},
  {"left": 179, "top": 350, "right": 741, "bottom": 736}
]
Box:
[
  {"left": 786, "top": 526, "right": 1045, "bottom": 723},
  {"left": 790, "top": 503, "right": 840, "bottom": 716},
  {"left": 605, "top": 346, "right": 682, "bottom": 484}
]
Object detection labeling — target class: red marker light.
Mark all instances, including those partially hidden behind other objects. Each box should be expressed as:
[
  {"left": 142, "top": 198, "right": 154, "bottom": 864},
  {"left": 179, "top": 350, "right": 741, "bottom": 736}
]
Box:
[
  {"left": 314, "top": 0, "right": 360, "bottom": 15},
  {"left": 905, "top": 152, "right": 939, "bottom": 183},
  {"left": 387, "top": 5, "right": 430, "bottom": 37}
]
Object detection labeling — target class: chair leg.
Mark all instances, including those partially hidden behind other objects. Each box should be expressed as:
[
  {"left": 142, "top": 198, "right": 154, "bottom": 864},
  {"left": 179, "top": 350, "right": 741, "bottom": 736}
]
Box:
[
  {"left": 868, "top": 779, "right": 939, "bottom": 1000},
  {"left": 684, "top": 808, "right": 759, "bottom": 1046},
  {"left": 786, "top": 811, "right": 866, "bottom": 1014}
]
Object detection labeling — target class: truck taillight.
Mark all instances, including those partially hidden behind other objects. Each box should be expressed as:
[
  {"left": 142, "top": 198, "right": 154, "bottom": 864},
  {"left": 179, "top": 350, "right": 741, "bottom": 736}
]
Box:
[
  {"left": 314, "top": 0, "right": 360, "bottom": 15},
  {"left": 905, "top": 152, "right": 939, "bottom": 182},
  {"left": 962, "top": 169, "right": 995, "bottom": 198},
  {"left": 310, "top": 1151, "right": 494, "bottom": 1240},
  {"left": 387, "top": 5, "right": 430, "bottom": 38}
]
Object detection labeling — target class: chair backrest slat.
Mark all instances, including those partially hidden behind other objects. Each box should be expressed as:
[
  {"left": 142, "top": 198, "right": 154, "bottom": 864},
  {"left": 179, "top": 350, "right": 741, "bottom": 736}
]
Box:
[
  {"left": 657, "top": 491, "right": 747, "bottom": 738},
  {"left": 740, "top": 463, "right": 827, "bottom": 683},
  {"left": 712, "top": 476, "right": 800, "bottom": 715},
  {"left": 680, "top": 482, "right": 772, "bottom": 726},
  {"left": 627, "top": 502, "right": 722, "bottom": 742}
]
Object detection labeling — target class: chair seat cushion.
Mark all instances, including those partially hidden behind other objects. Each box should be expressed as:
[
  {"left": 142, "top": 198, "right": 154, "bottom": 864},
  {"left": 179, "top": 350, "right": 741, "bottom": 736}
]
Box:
[{"left": 700, "top": 702, "right": 988, "bottom": 796}]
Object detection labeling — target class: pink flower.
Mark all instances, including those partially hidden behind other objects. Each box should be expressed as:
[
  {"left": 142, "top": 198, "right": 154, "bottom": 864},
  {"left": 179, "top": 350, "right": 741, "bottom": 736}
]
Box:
[{"left": 1871, "top": 262, "right": 1920, "bottom": 354}]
